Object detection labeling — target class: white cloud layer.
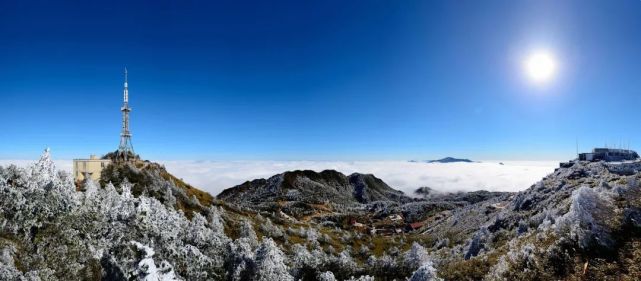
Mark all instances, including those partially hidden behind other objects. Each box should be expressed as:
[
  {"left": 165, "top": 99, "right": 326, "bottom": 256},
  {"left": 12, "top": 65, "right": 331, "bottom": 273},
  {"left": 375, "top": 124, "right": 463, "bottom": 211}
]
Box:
[
  {"left": 159, "top": 160, "right": 558, "bottom": 196},
  {"left": 0, "top": 159, "right": 559, "bottom": 197}
]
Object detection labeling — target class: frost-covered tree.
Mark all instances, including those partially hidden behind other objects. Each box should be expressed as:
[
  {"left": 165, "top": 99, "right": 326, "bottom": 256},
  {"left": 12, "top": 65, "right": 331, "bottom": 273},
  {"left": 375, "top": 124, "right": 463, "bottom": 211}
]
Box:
[
  {"left": 254, "top": 238, "right": 293, "bottom": 281},
  {"left": 121, "top": 178, "right": 134, "bottom": 199},
  {"left": 83, "top": 178, "right": 99, "bottom": 197},
  {"left": 29, "top": 148, "right": 56, "bottom": 187},
  {"left": 226, "top": 238, "right": 256, "bottom": 281},
  {"left": 0, "top": 149, "right": 233, "bottom": 280},
  {"left": 130, "top": 241, "right": 177, "bottom": 281}
]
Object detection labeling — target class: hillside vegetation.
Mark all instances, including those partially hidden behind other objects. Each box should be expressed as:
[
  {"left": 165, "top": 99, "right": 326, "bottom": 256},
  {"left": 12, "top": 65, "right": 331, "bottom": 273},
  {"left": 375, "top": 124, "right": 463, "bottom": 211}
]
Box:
[
  {"left": 99, "top": 160, "right": 214, "bottom": 218},
  {"left": 1, "top": 150, "right": 641, "bottom": 280}
]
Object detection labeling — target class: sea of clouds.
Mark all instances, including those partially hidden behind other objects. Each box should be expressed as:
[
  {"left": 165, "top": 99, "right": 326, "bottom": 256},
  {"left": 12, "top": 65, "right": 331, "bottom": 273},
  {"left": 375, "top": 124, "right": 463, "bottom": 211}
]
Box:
[{"left": 0, "top": 159, "right": 559, "bottom": 197}]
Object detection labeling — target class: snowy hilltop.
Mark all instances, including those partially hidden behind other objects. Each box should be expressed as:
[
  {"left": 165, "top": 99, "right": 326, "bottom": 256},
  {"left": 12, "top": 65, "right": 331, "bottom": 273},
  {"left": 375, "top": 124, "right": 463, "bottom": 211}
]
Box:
[{"left": 1, "top": 149, "right": 641, "bottom": 280}]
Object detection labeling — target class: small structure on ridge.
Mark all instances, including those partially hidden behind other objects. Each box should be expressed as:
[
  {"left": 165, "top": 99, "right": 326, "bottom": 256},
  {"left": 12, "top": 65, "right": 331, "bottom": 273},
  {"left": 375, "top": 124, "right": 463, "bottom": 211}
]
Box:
[{"left": 578, "top": 148, "right": 639, "bottom": 162}]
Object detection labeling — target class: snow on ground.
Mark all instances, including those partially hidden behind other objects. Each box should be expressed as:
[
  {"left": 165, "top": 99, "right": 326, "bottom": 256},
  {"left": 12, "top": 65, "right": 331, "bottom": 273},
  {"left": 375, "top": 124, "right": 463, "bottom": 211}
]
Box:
[{"left": 0, "top": 159, "right": 559, "bottom": 197}]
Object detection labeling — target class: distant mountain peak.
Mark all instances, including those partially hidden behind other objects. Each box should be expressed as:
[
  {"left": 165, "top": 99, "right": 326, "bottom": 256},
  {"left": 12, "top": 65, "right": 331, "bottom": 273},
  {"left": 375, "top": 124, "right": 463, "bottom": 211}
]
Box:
[{"left": 410, "top": 157, "right": 474, "bottom": 163}]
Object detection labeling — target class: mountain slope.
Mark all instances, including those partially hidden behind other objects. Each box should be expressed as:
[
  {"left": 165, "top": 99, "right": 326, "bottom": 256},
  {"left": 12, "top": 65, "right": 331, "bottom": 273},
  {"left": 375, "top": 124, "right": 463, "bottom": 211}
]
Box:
[
  {"left": 99, "top": 160, "right": 214, "bottom": 218},
  {"left": 217, "top": 169, "right": 414, "bottom": 218},
  {"left": 429, "top": 160, "right": 641, "bottom": 280}
]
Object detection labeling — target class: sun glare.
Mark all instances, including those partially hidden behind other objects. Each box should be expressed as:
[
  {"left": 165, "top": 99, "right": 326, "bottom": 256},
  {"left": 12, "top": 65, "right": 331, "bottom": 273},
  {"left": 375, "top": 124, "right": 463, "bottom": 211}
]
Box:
[{"left": 524, "top": 51, "right": 557, "bottom": 83}]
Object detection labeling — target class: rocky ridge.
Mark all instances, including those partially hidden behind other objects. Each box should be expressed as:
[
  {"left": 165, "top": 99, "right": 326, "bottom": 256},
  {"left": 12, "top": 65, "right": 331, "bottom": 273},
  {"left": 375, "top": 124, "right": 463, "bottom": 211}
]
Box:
[{"left": 218, "top": 170, "right": 415, "bottom": 219}]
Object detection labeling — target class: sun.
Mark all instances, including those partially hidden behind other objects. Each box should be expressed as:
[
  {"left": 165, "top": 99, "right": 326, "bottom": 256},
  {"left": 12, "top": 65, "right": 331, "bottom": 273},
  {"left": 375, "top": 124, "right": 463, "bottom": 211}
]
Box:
[{"left": 524, "top": 51, "right": 557, "bottom": 83}]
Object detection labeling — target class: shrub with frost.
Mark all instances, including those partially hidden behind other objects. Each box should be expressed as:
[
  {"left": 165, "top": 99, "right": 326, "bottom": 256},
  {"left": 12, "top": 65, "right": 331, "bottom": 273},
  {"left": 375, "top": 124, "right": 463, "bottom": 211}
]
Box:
[
  {"left": 239, "top": 220, "right": 258, "bottom": 247},
  {"left": 387, "top": 246, "right": 400, "bottom": 257},
  {"left": 307, "top": 226, "right": 319, "bottom": 242},
  {"left": 207, "top": 206, "right": 226, "bottom": 236},
  {"left": 319, "top": 233, "right": 332, "bottom": 243},
  {"left": 555, "top": 186, "right": 615, "bottom": 249},
  {"left": 161, "top": 184, "right": 177, "bottom": 209},
  {"left": 175, "top": 244, "right": 218, "bottom": 280},
  {"left": 318, "top": 271, "right": 337, "bottom": 281},
  {"left": 340, "top": 232, "right": 353, "bottom": 244},
  {"left": 485, "top": 255, "right": 509, "bottom": 280},
  {"left": 260, "top": 218, "right": 284, "bottom": 238},
  {"left": 434, "top": 238, "right": 449, "bottom": 249},
  {"left": 464, "top": 227, "right": 490, "bottom": 259},
  {"left": 344, "top": 275, "right": 375, "bottom": 281},
  {"left": 507, "top": 244, "right": 538, "bottom": 271},
  {"left": 369, "top": 254, "right": 398, "bottom": 277},
  {"left": 326, "top": 245, "right": 336, "bottom": 255},
  {"left": 289, "top": 243, "right": 321, "bottom": 279},
  {"left": 338, "top": 250, "right": 356, "bottom": 269},
  {"left": 358, "top": 244, "right": 370, "bottom": 258},
  {"left": 185, "top": 214, "right": 213, "bottom": 245},
  {"left": 485, "top": 243, "right": 546, "bottom": 280},
  {"left": 0, "top": 243, "right": 28, "bottom": 280},
  {"left": 254, "top": 238, "right": 293, "bottom": 281},
  {"left": 328, "top": 250, "right": 358, "bottom": 279},
  {"left": 311, "top": 248, "right": 330, "bottom": 267},
  {"left": 402, "top": 242, "right": 431, "bottom": 272},
  {"left": 409, "top": 261, "right": 442, "bottom": 281}
]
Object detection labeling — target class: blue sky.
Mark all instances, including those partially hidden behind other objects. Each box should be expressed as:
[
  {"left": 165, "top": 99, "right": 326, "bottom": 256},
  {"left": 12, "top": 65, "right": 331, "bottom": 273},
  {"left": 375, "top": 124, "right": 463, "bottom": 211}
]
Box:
[{"left": 1, "top": 0, "right": 640, "bottom": 161}]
